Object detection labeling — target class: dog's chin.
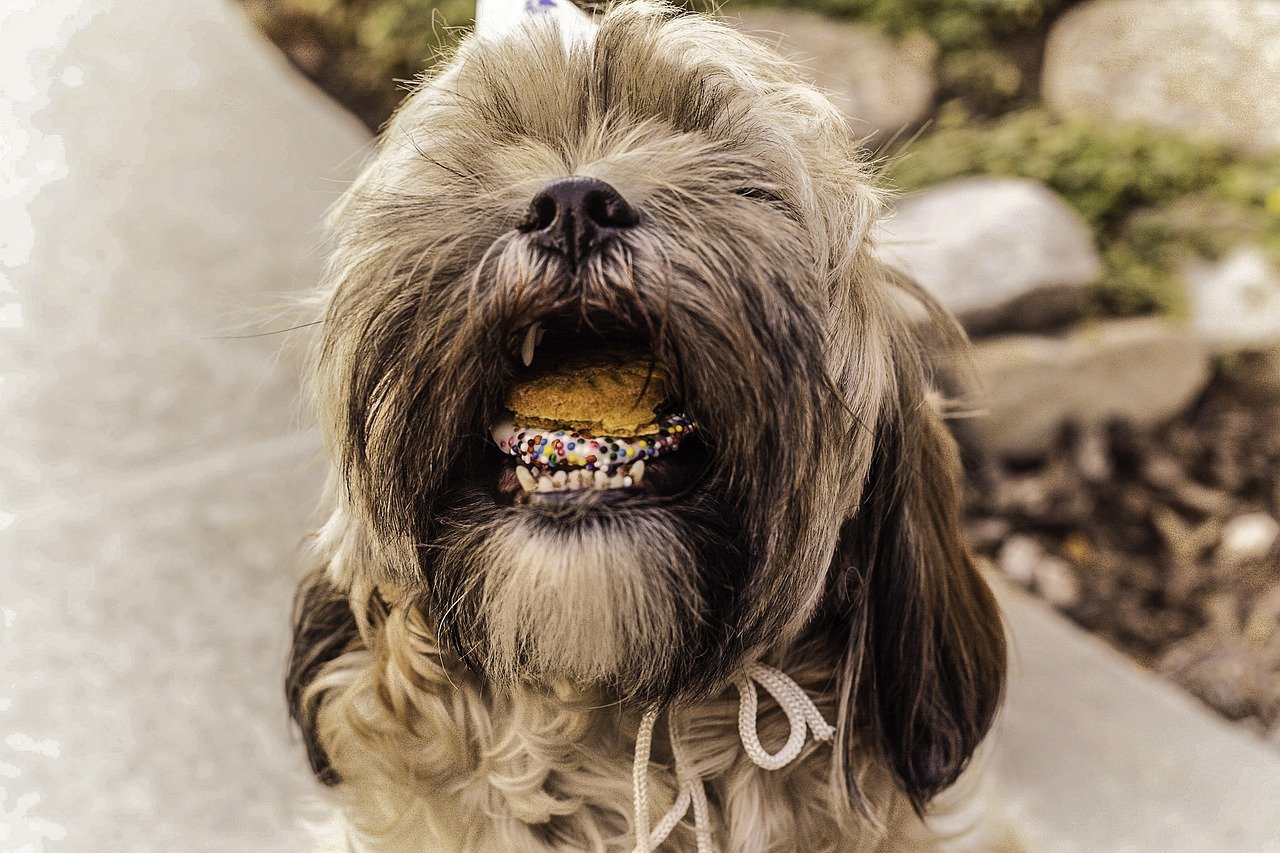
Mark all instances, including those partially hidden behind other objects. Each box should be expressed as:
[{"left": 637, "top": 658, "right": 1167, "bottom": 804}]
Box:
[{"left": 425, "top": 440, "right": 747, "bottom": 704}]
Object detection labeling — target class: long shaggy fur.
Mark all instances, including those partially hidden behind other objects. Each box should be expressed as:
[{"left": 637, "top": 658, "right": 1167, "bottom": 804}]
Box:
[{"left": 287, "top": 3, "right": 1010, "bottom": 849}]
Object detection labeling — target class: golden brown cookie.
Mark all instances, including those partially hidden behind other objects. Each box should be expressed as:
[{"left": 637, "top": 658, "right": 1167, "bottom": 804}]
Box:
[{"left": 507, "top": 353, "right": 666, "bottom": 436}]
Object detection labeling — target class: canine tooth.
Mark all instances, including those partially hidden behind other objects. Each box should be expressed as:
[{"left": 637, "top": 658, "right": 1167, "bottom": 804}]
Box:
[
  {"left": 521, "top": 322, "right": 541, "bottom": 367},
  {"left": 630, "top": 460, "right": 644, "bottom": 484},
  {"left": 515, "top": 466, "right": 536, "bottom": 492}
]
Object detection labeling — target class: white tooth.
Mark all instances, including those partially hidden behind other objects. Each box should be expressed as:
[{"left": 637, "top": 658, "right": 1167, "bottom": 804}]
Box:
[
  {"left": 567, "top": 470, "right": 581, "bottom": 490},
  {"left": 630, "top": 460, "right": 644, "bottom": 484},
  {"left": 594, "top": 470, "right": 609, "bottom": 488},
  {"left": 515, "top": 466, "right": 536, "bottom": 492},
  {"left": 521, "top": 322, "right": 541, "bottom": 367},
  {"left": 537, "top": 475, "right": 554, "bottom": 492},
  {"left": 553, "top": 470, "right": 567, "bottom": 487},
  {"left": 610, "top": 474, "right": 625, "bottom": 489}
]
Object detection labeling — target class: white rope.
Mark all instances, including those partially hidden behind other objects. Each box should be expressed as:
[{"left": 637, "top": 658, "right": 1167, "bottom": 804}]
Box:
[
  {"left": 735, "top": 663, "right": 836, "bottom": 771},
  {"left": 630, "top": 664, "right": 832, "bottom": 851}
]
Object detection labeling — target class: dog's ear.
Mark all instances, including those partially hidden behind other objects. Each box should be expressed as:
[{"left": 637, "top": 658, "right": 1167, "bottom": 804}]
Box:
[
  {"left": 286, "top": 568, "right": 361, "bottom": 786},
  {"left": 831, "top": 311, "right": 1007, "bottom": 814}
]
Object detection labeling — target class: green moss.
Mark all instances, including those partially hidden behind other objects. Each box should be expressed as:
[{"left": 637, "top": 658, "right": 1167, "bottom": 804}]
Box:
[{"left": 889, "top": 110, "right": 1280, "bottom": 316}]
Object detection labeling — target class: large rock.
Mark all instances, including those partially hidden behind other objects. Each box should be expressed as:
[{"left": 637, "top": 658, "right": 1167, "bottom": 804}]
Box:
[
  {"left": 876, "top": 177, "right": 1103, "bottom": 335},
  {"left": 972, "top": 319, "right": 1212, "bottom": 458},
  {"left": 1043, "top": 0, "right": 1280, "bottom": 154},
  {"left": 0, "top": 0, "right": 369, "bottom": 847},
  {"left": 1184, "top": 248, "right": 1280, "bottom": 395},
  {"left": 729, "top": 8, "right": 936, "bottom": 138}
]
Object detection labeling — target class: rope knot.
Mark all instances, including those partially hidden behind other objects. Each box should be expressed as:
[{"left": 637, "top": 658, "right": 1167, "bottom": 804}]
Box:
[{"left": 630, "top": 663, "right": 833, "bottom": 852}]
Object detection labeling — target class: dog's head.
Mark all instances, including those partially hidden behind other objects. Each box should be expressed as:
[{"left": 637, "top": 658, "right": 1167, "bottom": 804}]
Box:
[{"left": 303, "top": 0, "right": 1004, "bottom": 811}]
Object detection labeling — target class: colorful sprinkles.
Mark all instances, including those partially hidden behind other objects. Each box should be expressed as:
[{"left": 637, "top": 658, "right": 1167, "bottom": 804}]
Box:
[{"left": 492, "top": 413, "right": 696, "bottom": 473}]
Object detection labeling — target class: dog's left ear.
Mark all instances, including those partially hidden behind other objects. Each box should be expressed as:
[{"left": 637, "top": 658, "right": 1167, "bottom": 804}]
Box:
[{"left": 831, "top": 298, "right": 1007, "bottom": 814}]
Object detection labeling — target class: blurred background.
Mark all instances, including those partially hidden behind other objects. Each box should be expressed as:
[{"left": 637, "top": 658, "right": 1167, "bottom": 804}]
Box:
[{"left": 3, "top": 0, "right": 1280, "bottom": 850}]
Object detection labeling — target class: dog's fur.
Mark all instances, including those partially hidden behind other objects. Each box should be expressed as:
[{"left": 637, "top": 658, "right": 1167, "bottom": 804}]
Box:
[{"left": 287, "top": 3, "right": 1008, "bottom": 849}]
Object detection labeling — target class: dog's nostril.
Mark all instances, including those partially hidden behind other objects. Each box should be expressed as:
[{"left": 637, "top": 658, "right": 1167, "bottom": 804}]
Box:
[
  {"left": 519, "top": 176, "right": 638, "bottom": 264},
  {"left": 519, "top": 193, "right": 558, "bottom": 233},
  {"left": 582, "top": 186, "right": 639, "bottom": 229}
]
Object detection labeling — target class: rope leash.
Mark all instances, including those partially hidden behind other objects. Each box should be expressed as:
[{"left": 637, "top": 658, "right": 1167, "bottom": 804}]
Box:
[{"left": 630, "top": 663, "right": 834, "bottom": 852}]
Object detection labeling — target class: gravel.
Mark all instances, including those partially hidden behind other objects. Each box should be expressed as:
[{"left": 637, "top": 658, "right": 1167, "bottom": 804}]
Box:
[{"left": 966, "top": 380, "right": 1280, "bottom": 739}]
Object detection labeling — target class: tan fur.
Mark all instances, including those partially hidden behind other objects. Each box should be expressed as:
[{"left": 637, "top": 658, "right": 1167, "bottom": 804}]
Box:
[
  {"left": 290, "top": 3, "right": 1015, "bottom": 850},
  {"left": 307, "top": 584, "right": 969, "bottom": 852}
]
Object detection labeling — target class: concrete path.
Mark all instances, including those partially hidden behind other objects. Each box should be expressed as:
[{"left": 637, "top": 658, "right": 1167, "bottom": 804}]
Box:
[
  {"left": 990, "top": 580, "right": 1280, "bottom": 853},
  {"left": 0, "top": 1, "right": 369, "bottom": 848}
]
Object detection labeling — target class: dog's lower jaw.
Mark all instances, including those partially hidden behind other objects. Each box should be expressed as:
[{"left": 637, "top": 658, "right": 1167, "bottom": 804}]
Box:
[{"left": 302, "top": 582, "right": 1002, "bottom": 853}]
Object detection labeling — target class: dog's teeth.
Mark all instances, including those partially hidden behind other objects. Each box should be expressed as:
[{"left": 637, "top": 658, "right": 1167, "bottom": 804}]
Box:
[
  {"left": 630, "top": 460, "right": 644, "bottom": 484},
  {"left": 537, "top": 475, "right": 554, "bottom": 492},
  {"left": 520, "top": 322, "right": 541, "bottom": 367},
  {"left": 594, "top": 470, "right": 609, "bottom": 488},
  {"left": 553, "top": 470, "right": 567, "bottom": 487},
  {"left": 515, "top": 465, "right": 536, "bottom": 492}
]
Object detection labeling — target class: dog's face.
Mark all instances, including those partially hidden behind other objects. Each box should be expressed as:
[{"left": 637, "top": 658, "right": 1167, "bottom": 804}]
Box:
[{"left": 309, "top": 1, "right": 1004, "bottom": 810}]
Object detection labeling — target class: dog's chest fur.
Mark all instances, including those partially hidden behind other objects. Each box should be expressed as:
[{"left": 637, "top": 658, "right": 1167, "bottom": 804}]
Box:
[{"left": 311, "top": 596, "right": 919, "bottom": 852}]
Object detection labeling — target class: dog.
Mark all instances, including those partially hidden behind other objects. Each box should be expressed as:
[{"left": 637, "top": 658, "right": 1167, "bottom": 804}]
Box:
[{"left": 286, "top": 2, "right": 1010, "bottom": 849}]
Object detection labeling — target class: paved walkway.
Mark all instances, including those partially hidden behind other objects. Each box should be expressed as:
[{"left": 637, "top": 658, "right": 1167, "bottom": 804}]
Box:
[
  {"left": 1, "top": 1, "right": 369, "bottom": 848},
  {"left": 991, "top": 580, "right": 1280, "bottom": 852}
]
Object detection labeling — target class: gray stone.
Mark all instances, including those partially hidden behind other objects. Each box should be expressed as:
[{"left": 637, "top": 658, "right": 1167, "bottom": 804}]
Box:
[
  {"left": 1218, "top": 512, "right": 1280, "bottom": 562},
  {"left": 972, "top": 318, "right": 1212, "bottom": 458},
  {"left": 997, "top": 535, "right": 1043, "bottom": 586},
  {"left": 876, "top": 177, "right": 1102, "bottom": 335},
  {"left": 1185, "top": 248, "right": 1280, "bottom": 349},
  {"left": 990, "top": 578, "right": 1280, "bottom": 851},
  {"left": 1184, "top": 248, "right": 1280, "bottom": 396},
  {"left": 0, "top": 0, "right": 369, "bottom": 847},
  {"left": 729, "top": 8, "right": 936, "bottom": 138},
  {"left": 1043, "top": 0, "right": 1280, "bottom": 154},
  {"left": 1032, "top": 555, "right": 1081, "bottom": 610}
]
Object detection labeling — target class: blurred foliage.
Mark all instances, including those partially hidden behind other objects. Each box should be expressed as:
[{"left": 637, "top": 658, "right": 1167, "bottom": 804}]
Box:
[
  {"left": 241, "top": 0, "right": 1280, "bottom": 318},
  {"left": 725, "top": 0, "right": 1079, "bottom": 114},
  {"left": 891, "top": 110, "right": 1280, "bottom": 316},
  {"left": 244, "top": 0, "right": 1077, "bottom": 127},
  {"left": 241, "top": 0, "right": 471, "bottom": 128}
]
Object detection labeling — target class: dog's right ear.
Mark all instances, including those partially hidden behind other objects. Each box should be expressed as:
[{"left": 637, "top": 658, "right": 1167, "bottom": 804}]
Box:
[
  {"left": 286, "top": 569, "right": 361, "bottom": 786},
  {"left": 829, "top": 274, "right": 1007, "bottom": 815}
]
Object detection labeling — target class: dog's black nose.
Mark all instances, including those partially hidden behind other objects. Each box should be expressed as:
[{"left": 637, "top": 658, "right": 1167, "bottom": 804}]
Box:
[{"left": 518, "top": 177, "right": 639, "bottom": 266}]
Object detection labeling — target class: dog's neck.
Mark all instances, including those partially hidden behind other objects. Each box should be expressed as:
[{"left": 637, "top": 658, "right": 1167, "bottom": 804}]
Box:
[{"left": 318, "top": 585, "right": 909, "bottom": 851}]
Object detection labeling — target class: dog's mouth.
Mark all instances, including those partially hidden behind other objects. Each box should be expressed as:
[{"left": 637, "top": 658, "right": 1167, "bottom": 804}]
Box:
[{"left": 486, "top": 313, "right": 710, "bottom": 506}]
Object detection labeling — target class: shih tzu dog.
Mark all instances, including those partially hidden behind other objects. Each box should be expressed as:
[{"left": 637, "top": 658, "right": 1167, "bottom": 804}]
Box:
[{"left": 287, "top": 1, "right": 1010, "bottom": 850}]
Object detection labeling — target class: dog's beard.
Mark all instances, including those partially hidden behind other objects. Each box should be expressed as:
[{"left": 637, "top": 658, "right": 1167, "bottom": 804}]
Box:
[{"left": 427, "top": 481, "right": 746, "bottom": 699}]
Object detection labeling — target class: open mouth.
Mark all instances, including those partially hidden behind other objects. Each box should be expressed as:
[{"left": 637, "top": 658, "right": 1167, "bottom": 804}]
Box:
[{"left": 488, "top": 314, "right": 708, "bottom": 505}]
